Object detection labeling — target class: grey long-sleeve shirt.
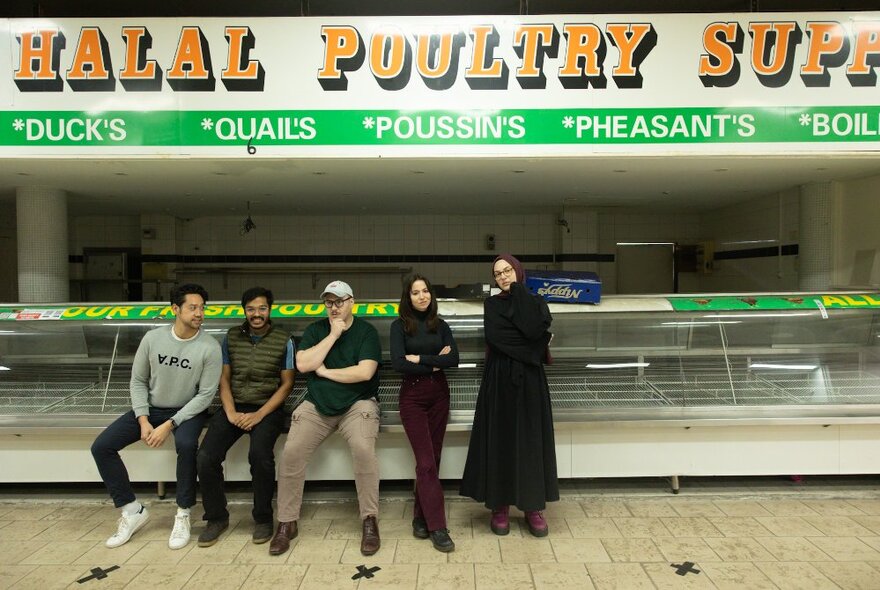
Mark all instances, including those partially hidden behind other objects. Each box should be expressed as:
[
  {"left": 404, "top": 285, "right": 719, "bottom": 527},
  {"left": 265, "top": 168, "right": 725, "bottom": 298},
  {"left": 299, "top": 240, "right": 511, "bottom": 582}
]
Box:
[{"left": 129, "top": 325, "right": 222, "bottom": 426}]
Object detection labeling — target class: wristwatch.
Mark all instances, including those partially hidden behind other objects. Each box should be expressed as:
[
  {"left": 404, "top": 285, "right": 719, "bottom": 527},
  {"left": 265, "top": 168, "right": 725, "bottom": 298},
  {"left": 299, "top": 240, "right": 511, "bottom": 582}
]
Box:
[{"left": 170, "top": 418, "right": 179, "bottom": 430}]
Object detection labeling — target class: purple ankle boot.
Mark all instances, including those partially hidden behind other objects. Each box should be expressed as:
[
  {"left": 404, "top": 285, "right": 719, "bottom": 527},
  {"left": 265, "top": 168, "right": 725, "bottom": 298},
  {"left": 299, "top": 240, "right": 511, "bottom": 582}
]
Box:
[
  {"left": 490, "top": 506, "right": 510, "bottom": 535},
  {"left": 525, "top": 511, "right": 549, "bottom": 537}
]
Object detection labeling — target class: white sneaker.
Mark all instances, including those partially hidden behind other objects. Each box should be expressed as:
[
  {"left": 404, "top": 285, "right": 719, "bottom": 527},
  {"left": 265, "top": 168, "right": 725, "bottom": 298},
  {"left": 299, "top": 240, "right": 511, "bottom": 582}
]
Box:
[
  {"left": 168, "top": 513, "right": 191, "bottom": 550},
  {"left": 106, "top": 506, "right": 149, "bottom": 548}
]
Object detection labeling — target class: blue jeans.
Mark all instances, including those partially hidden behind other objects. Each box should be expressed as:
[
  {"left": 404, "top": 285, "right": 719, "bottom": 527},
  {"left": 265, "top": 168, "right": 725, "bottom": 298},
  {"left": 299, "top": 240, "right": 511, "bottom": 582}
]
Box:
[{"left": 91, "top": 408, "right": 207, "bottom": 509}]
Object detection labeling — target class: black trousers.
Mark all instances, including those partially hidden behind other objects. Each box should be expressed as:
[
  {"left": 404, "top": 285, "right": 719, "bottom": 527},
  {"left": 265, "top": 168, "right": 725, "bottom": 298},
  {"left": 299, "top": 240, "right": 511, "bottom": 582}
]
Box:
[{"left": 197, "top": 403, "right": 285, "bottom": 524}]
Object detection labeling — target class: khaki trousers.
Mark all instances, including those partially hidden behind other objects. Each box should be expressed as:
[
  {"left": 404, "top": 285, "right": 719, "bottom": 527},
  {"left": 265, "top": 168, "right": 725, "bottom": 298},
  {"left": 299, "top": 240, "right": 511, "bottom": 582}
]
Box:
[{"left": 276, "top": 399, "right": 380, "bottom": 521}]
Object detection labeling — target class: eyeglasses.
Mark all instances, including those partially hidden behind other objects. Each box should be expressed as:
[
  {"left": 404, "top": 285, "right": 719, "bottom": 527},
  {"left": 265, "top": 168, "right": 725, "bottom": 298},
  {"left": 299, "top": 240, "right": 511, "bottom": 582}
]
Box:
[
  {"left": 245, "top": 305, "right": 270, "bottom": 314},
  {"left": 493, "top": 266, "right": 515, "bottom": 279},
  {"left": 323, "top": 297, "right": 352, "bottom": 309}
]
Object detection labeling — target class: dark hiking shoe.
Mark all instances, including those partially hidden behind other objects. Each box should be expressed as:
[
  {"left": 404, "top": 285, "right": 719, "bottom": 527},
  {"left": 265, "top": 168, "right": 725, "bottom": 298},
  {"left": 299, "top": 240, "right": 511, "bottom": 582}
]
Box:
[
  {"left": 197, "top": 519, "right": 229, "bottom": 547},
  {"left": 252, "top": 521, "right": 274, "bottom": 544},
  {"left": 412, "top": 517, "right": 429, "bottom": 539},
  {"left": 430, "top": 528, "right": 455, "bottom": 552}
]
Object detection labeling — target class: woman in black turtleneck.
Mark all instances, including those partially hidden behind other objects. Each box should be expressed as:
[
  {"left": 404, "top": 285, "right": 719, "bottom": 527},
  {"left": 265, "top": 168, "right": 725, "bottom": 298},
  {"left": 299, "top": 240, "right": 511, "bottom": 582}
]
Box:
[{"left": 390, "top": 274, "right": 459, "bottom": 553}]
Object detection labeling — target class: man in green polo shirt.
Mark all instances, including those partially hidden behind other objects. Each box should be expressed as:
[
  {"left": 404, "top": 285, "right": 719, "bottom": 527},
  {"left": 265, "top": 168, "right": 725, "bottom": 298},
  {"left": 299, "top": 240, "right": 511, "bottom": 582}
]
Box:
[{"left": 269, "top": 280, "right": 382, "bottom": 557}]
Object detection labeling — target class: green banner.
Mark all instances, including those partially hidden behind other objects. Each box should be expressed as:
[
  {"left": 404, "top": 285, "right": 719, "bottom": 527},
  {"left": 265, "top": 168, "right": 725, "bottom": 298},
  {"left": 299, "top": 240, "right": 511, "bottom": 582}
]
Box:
[
  {"left": 668, "top": 293, "right": 880, "bottom": 311},
  {"left": 2, "top": 106, "right": 880, "bottom": 147},
  {"left": 0, "top": 302, "right": 399, "bottom": 321}
]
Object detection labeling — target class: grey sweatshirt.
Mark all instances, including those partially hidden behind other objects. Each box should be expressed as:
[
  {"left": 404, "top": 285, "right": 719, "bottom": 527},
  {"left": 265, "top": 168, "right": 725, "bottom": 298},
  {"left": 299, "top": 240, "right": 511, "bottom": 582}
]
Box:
[{"left": 130, "top": 325, "right": 222, "bottom": 426}]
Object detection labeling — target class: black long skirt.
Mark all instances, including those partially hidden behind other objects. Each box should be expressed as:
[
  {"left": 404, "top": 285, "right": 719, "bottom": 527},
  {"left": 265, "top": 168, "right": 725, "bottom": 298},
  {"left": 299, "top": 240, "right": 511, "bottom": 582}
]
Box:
[{"left": 459, "top": 352, "right": 559, "bottom": 511}]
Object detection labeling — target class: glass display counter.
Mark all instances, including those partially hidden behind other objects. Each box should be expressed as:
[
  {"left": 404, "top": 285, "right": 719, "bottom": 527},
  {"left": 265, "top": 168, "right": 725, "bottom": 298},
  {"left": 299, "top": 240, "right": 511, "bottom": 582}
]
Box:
[
  {"left": 2, "top": 293, "right": 879, "bottom": 485},
  {"left": 2, "top": 294, "right": 879, "bottom": 426}
]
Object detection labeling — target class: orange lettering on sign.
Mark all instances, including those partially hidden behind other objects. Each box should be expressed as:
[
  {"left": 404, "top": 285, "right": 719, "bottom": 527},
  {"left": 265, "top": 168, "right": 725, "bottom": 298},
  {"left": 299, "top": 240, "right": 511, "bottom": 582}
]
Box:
[
  {"left": 370, "top": 29, "right": 408, "bottom": 79},
  {"left": 67, "top": 27, "right": 112, "bottom": 82},
  {"left": 846, "top": 22, "right": 880, "bottom": 84},
  {"left": 698, "top": 22, "right": 743, "bottom": 79},
  {"left": 801, "top": 22, "right": 848, "bottom": 85},
  {"left": 559, "top": 24, "right": 604, "bottom": 78},
  {"left": 167, "top": 26, "right": 215, "bottom": 90},
  {"left": 14, "top": 29, "right": 65, "bottom": 91},
  {"left": 513, "top": 24, "right": 556, "bottom": 78},
  {"left": 416, "top": 32, "right": 455, "bottom": 79},
  {"left": 465, "top": 25, "right": 505, "bottom": 78},
  {"left": 606, "top": 23, "right": 652, "bottom": 77},
  {"left": 221, "top": 26, "right": 265, "bottom": 90},
  {"left": 318, "top": 25, "right": 364, "bottom": 91},
  {"left": 749, "top": 22, "right": 801, "bottom": 77}
]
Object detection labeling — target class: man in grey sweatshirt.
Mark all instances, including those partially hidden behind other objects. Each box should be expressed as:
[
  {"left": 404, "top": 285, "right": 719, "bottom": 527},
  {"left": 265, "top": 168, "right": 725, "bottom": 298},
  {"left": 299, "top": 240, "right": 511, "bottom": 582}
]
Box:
[{"left": 91, "top": 283, "right": 222, "bottom": 550}]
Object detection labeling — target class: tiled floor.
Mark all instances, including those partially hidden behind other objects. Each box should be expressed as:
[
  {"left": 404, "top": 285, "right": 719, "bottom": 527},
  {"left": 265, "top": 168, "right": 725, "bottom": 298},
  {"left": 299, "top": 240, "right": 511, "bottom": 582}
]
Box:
[{"left": 1, "top": 479, "right": 879, "bottom": 589}]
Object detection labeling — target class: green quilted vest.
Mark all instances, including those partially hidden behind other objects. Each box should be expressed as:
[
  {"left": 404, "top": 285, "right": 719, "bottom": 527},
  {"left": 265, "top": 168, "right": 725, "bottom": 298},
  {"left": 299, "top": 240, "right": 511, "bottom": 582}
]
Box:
[{"left": 227, "top": 322, "right": 291, "bottom": 405}]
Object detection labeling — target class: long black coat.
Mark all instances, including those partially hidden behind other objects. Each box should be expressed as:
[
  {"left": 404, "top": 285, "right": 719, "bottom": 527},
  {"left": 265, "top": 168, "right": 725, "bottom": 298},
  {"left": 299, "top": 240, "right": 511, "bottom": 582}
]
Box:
[{"left": 459, "top": 281, "right": 559, "bottom": 511}]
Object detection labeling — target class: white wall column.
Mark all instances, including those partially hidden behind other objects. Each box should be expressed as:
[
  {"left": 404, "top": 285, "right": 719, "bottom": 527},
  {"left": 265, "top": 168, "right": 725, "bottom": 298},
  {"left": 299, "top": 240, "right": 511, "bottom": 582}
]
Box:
[
  {"left": 798, "top": 182, "right": 836, "bottom": 291},
  {"left": 16, "top": 186, "right": 69, "bottom": 302}
]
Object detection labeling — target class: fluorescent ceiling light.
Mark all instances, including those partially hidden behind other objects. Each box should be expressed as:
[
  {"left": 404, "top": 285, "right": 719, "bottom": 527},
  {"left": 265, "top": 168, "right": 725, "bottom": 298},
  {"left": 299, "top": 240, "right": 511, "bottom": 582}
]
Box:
[
  {"left": 749, "top": 363, "right": 818, "bottom": 370},
  {"left": 720, "top": 239, "right": 778, "bottom": 245},
  {"left": 586, "top": 362, "right": 650, "bottom": 369},
  {"left": 662, "top": 321, "right": 742, "bottom": 326},
  {"left": 458, "top": 363, "right": 478, "bottom": 368},
  {"left": 0, "top": 366, "right": 10, "bottom": 371}
]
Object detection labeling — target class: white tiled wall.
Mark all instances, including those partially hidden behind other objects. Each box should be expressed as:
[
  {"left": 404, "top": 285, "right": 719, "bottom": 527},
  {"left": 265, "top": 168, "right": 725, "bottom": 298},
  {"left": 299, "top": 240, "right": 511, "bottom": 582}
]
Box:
[
  {"left": 68, "top": 215, "right": 141, "bottom": 281},
  {"left": 12, "top": 182, "right": 873, "bottom": 302},
  {"left": 166, "top": 213, "right": 560, "bottom": 300},
  {"left": 833, "top": 173, "right": 880, "bottom": 289},
  {"left": 697, "top": 189, "right": 800, "bottom": 293}
]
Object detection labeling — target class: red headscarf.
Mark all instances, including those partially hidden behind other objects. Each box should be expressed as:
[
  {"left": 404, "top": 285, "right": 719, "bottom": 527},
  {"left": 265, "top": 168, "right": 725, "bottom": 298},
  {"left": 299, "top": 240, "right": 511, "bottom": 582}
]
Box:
[{"left": 493, "top": 253, "right": 525, "bottom": 298}]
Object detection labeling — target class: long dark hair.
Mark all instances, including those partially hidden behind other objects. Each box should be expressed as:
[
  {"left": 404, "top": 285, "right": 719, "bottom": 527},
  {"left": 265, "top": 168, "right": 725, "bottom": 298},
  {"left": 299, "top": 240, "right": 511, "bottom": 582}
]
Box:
[{"left": 398, "top": 273, "right": 439, "bottom": 336}]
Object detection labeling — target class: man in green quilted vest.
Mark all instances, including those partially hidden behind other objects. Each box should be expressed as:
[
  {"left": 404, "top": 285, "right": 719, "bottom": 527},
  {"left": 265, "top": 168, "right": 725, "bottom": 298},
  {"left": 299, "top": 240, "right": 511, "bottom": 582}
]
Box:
[{"left": 196, "top": 286, "right": 295, "bottom": 547}]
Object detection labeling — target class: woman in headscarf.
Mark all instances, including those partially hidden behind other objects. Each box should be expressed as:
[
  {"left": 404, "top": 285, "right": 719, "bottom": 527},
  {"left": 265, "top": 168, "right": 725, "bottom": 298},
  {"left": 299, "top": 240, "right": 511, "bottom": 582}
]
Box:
[{"left": 460, "top": 254, "right": 559, "bottom": 536}]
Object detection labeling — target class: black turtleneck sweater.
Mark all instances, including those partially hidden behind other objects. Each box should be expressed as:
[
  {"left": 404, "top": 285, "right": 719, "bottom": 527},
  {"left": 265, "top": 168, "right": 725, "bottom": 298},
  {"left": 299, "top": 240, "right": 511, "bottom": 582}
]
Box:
[{"left": 390, "top": 310, "right": 459, "bottom": 375}]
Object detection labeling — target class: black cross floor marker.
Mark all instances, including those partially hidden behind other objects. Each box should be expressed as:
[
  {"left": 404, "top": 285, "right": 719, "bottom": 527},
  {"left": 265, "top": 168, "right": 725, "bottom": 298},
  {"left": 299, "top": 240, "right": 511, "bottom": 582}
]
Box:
[
  {"left": 352, "top": 565, "right": 381, "bottom": 580},
  {"left": 77, "top": 565, "right": 120, "bottom": 584},
  {"left": 671, "top": 561, "right": 701, "bottom": 576}
]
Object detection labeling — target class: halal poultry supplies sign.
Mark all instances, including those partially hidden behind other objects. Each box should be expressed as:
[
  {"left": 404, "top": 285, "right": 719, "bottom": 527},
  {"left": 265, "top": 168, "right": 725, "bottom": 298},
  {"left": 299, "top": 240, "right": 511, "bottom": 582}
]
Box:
[{"left": 1, "top": 12, "right": 880, "bottom": 156}]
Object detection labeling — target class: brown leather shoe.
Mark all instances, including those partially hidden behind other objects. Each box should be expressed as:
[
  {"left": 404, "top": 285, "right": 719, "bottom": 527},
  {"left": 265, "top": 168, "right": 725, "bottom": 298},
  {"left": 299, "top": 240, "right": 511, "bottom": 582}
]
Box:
[
  {"left": 360, "top": 515, "right": 380, "bottom": 556},
  {"left": 268, "top": 521, "right": 297, "bottom": 556}
]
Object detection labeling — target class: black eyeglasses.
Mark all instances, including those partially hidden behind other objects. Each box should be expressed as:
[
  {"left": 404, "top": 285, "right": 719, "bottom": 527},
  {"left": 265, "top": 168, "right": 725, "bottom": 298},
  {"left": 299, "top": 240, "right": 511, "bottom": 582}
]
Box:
[
  {"left": 323, "top": 297, "right": 352, "bottom": 309},
  {"left": 493, "top": 266, "right": 515, "bottom": 279}
]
